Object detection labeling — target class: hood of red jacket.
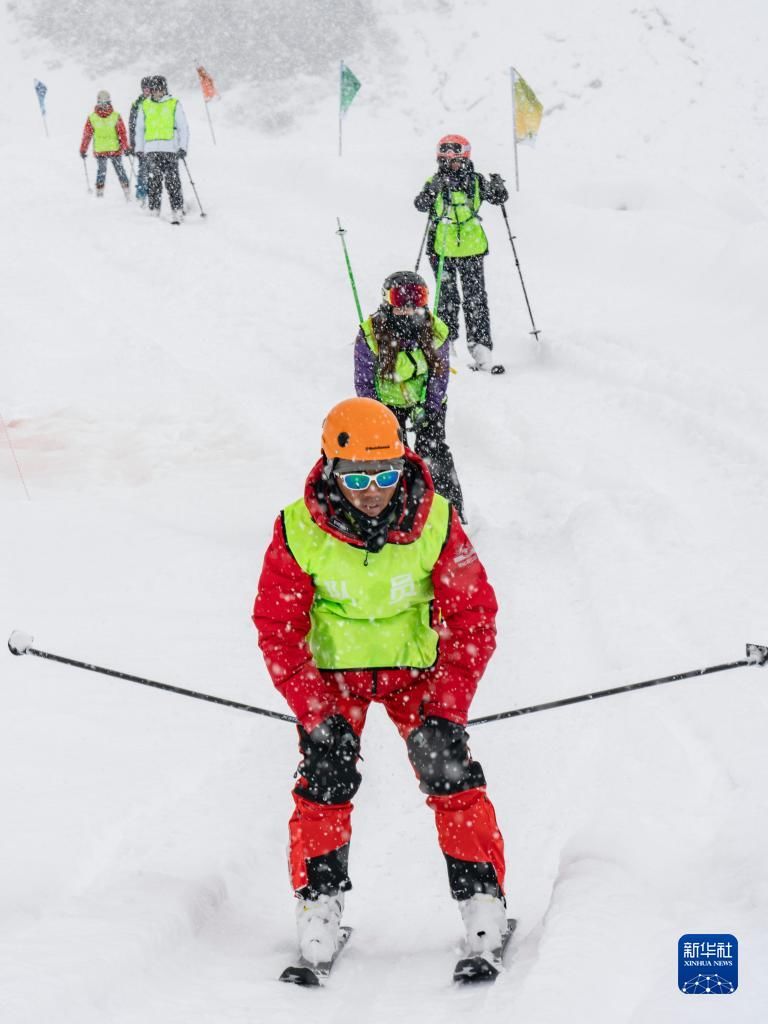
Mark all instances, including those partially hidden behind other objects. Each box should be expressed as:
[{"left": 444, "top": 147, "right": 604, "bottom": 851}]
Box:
[{"left": 302, "top": 448, "right": 438, "bottom": 547}]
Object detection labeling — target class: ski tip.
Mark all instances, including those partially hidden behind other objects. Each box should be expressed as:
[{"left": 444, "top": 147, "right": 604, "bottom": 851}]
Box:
[
  {"left": 453, "top": 956, "right": 500, "bottom": 983},
  {"left": 279, "top": 965, "right": 321, "bottom": 986}
]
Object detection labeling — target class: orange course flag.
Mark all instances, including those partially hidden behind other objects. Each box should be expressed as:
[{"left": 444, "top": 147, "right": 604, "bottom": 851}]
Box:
[{"left": 196, "top": 66, "right": 219, "bottom": 102}]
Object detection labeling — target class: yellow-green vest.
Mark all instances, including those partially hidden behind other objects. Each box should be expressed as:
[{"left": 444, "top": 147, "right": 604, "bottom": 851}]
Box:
[
  {"left": 142, "top": 97, "right": 178, "bottom": 141},
  {"left": 89, "top": 111, "right": 120, "bottom": 152},
  {"left": 362, "top": 315, "right": 450, "bottom": 408},
  {"left": 282, "top": 493, "right": 451, "bottom": 669},
  {"left": 433, "top": 176, "right": 488, "bottom": 257}
]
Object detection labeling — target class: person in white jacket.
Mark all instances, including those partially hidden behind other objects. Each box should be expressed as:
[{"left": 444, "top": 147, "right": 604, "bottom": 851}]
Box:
[{"left": 134, "top": 75, "right": 190, "bottom": 223}]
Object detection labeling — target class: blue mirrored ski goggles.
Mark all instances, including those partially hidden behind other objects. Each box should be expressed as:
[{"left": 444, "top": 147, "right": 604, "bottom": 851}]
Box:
[{"left": 335, "top": 469, "right": 402, "bottom": 491}]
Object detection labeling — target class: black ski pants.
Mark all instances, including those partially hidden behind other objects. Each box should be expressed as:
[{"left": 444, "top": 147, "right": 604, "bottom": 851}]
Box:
[
  {"left": 393, "top": 403, "right": 465, "bottom": 520},
  {"left": 146, "top": 152, "right": 183, "bottom": 212},
  {"left": 95, "top": 155, "right": 129, "bottom": 189},
  {"left": 430, "top": 253, "right": 493, "bottom": 355}
]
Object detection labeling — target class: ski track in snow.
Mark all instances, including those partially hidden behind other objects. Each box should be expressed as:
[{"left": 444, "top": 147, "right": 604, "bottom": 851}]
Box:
[{"left": 2, "top": 1, "right": 768, "bottom": 1022}]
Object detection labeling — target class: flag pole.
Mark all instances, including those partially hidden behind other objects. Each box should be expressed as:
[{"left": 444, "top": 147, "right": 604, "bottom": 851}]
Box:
[
  {"left": 339, "top": 60, "right": 343, "bottom": 157},
  {"left": 510, "top": 66, "right": 520, "bottom": 193},
  {"left": 204, "top": 101, "right": 217, "bottom": 145},
  {"left": 41, "top": 111, "right": 49, "bottom": 138}
]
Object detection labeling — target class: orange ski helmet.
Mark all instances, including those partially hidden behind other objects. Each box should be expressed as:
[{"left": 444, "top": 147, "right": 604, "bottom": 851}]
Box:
[
  {"left": 436, "top": 134, "right": 471, "bottom": 159},
  {"left": 321, "top": 398, "right": 405, "bottom": 461}
]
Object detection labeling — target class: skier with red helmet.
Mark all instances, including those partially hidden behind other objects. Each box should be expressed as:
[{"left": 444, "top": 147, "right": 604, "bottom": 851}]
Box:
[
  {"left": 414, "top": 134, "right": 508, "bottom": 373},
  {"left": 353, "top": 269, "right": 466, "bottom": 520},
  {"left": 252, "top": 397, "right": 506, "bottom": 972}
]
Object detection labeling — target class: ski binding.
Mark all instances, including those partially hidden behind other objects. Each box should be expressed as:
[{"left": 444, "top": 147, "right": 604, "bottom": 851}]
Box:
[
  {"left": 279, "top": 926, "right": 352, "bottom": 986},
  {"left": 453, "top": 918, "right": 517, "bottom": 984}
]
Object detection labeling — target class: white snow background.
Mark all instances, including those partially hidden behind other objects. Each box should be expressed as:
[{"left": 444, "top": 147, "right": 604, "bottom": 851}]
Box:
[{"left": 1, "top": 1, "right": 767, "bottom": 1021}]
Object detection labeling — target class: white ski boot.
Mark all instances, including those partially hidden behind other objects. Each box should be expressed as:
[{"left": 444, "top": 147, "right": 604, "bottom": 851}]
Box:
[
  {"left": 170, "top": 207, "right": 182, "bottom": 225},
  {"left": 296, "top": 892, "right": 345, "bottom": 966},
  {"left": 459, "top": 893, "right": 508, "bottom": 954},
  {"left": 469, "top": 346, "right": 505, "bottom": 375}
]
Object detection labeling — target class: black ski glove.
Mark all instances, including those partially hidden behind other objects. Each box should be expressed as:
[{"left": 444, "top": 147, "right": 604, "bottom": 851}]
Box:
[
  {"left": 307, "top": 715, "right": 358, "bottom": 752},
  {"left": 409, "top": 404, "right": 427, "bottom": 427},
  {"left": 177, "top": 148, "right": 187, "bottom": 159},
  {"left": 80, "top": 152, "right": 87, "bottom": 159},
  {"left": 488, "top": 172, "right": 508, "bottom": 201}
]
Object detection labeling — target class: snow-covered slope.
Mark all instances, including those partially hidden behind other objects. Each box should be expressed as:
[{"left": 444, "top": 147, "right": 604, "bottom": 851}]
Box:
[{"left": 2, "top": 2, "right": 767, "bottom": 1021}]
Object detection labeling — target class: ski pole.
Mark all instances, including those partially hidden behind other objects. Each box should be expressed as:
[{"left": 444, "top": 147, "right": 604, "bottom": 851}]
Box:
[
  {"left": 433, "top": 248, "right": 446, "bottom": 317},
  {"left": 467, "top": 644, "right": 768, "bottom": 727},
  {"left": 181, "top": 156, "right": 207, "bottom": 217},
  {"left": 414, "top": 215, "right": 432, "bottom": 274},
  {"left": 335, "top": 217, "right": 364, "bottom": 325},
  {"left": 7, "top": 631, "right": 297, "bottom": 724},
  {"left": 82, "top": 157, "right": 93, "bottom": 194},
  {"left": 500, "top": 203, "right": 540, "bottom": 342},
  {"left": 127, "top": 153, "right": 135, "bottom": 188}
]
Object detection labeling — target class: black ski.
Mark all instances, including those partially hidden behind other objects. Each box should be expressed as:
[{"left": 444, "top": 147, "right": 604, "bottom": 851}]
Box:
[
  {"left": 468, "top": 362, "right": 506, "bottom": 375},
  {"left": 279, "top": 926, "right": 353, "bottom": 987},
  {"left": 453, "top": 918, "right": 517, "bottom": 984}
]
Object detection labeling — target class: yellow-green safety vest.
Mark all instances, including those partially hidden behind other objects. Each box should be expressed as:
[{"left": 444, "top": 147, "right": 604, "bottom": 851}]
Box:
[
  {"left": 432, "top": 176, "right": 488, "bottom": 257},
  {"left": 362, "top": 315, "right": 450, "bottom": 408},
  {"left": 282, "top": 493, "right": 451, "bottom": 669},
  {"left": 89, "top": 111, "right": 120, "bottom": 152},
  {"left": 142, "top": 97, "right": 178, "bottom": 141}
]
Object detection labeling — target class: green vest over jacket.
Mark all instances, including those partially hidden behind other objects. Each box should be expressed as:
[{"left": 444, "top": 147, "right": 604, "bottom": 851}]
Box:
[
  {"left": 362, "top": 315, "right": 450, "bottom": 408},
  {"left": 142, "top": 97, "right": 178, "bottom": 141},
  {"left": 282, "top": 493, "right": 451, "bottom": 669},
  {"left": 432, "top": 176, "right": 488, "bottom": 257},
  {"left": 89, "top": 111, "right": 120, "bottom": 153}
]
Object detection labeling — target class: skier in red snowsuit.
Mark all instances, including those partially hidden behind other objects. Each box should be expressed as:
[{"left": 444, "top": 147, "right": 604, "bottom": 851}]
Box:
[{"left": 252, "top": 397, "right": 507, "bottom": 965}]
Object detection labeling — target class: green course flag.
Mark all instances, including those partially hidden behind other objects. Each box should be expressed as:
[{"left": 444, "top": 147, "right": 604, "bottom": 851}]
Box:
[
  {"left": 339, "top": 61, "right": 362, "bottom": 155},
  {"left": 340, "top": 62, "right": 361, "bottom": 116}
]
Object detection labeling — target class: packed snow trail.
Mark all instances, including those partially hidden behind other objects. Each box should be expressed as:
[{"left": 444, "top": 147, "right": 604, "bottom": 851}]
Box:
[{"left": 2, "top": 2, "right": 768, "bottom": 1022}]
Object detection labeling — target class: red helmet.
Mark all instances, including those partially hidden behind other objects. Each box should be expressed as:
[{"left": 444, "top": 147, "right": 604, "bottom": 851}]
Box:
[{"left": 436, "top": 134, "right": 471, "bottom": 159}]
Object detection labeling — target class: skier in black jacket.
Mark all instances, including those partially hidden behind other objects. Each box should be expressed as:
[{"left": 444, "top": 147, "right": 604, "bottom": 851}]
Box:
[{"left": 126, "top": 77, "right": 151, "bottom": 205}]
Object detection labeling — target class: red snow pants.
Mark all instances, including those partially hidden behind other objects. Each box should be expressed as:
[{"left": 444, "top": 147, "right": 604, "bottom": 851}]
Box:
[{"left": 288, "top": 680, "right": 505, "bottom": 898}]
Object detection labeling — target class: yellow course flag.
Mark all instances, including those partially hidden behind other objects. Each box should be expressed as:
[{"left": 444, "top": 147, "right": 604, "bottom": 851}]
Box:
[{"left": 513, "top": 70, "right": 542, "bottom": 145}]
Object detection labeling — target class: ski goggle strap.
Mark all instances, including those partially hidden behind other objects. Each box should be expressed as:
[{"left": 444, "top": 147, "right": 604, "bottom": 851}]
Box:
[
  {"left": 386, "top": 282, "right": 429, "bottom": 308},
  {"left": 335, "top": 468, "right": 402, "bottom": 491}
]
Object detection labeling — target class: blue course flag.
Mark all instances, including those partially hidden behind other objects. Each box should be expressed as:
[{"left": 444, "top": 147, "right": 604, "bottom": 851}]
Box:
[{"left": 34, "top": 79, "right": 47, "bottom": 115}]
